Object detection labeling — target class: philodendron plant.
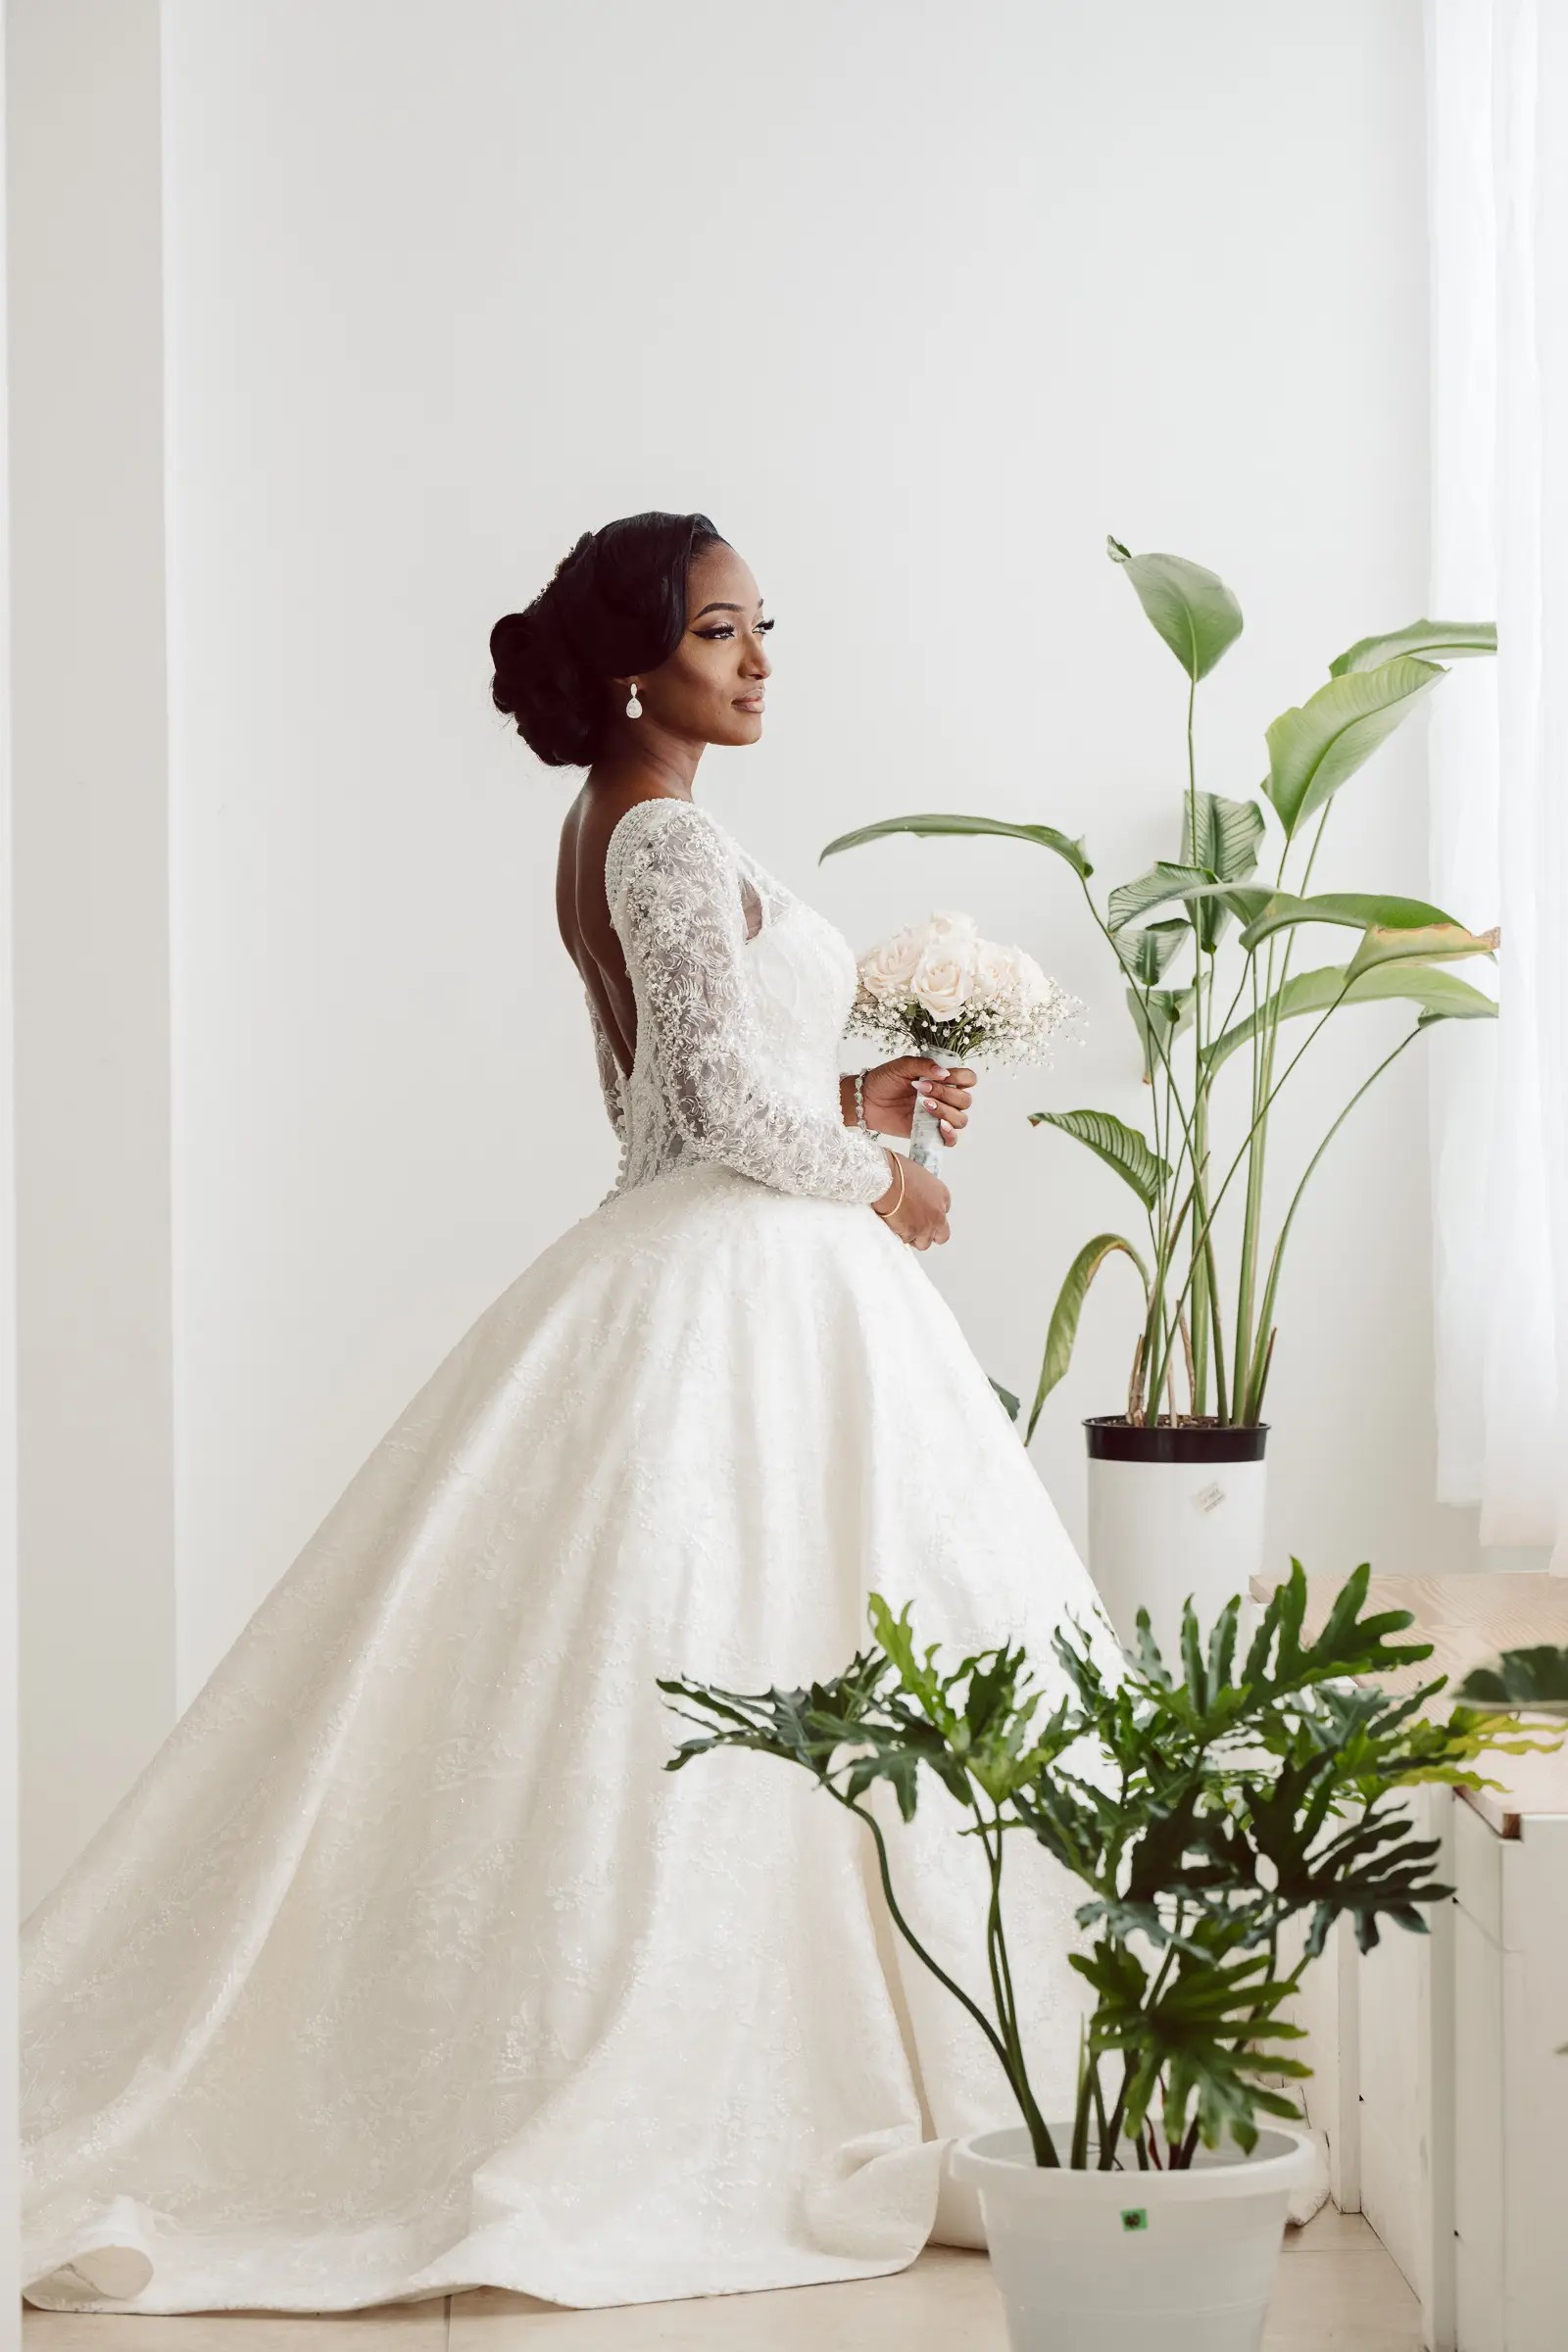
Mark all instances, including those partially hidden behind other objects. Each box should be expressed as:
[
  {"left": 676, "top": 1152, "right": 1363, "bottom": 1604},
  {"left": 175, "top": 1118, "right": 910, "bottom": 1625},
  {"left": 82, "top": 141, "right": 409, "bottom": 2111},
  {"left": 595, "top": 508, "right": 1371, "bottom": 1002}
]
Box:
[
  {"left": 661, "top": 1565, "right": 1527, "bottom": 2170},
  {"left": 1457, "top": 1644, "right": 1568, "bottom": 1718},
  {"left": 820, "top": 540, "right": 1499, "bottom": 1433}
]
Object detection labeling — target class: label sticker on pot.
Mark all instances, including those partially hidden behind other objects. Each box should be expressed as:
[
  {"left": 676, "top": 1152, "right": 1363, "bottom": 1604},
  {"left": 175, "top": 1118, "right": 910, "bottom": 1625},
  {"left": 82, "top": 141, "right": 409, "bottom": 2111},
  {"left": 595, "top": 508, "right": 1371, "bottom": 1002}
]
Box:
[
  {"left": 1120, "top": 2207, "right": 1149, "bottom": 2232},
  {"left": 1192, "top": 1481, "right": 1227, "bottom": 1515}
]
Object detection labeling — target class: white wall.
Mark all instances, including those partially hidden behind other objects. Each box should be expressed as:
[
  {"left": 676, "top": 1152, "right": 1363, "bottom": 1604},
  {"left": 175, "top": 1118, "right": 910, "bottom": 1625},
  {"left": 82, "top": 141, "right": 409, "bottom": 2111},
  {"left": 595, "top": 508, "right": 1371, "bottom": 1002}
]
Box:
[
  {"left": 11, "top": 0, "right": 174, "bottom": 1917},
  {"left": 22, "top": 0, "right": 1475, "bottom": 1898},
  {"left": 2, "top": 6, "right": 22, "bottom": 2334}
]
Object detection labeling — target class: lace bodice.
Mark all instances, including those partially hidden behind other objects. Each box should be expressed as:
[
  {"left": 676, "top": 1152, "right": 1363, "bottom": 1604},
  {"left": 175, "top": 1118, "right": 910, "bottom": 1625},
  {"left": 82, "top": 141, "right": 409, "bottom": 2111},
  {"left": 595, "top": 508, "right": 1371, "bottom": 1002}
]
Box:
[{"left": 580, "top": 797, "right": 893, "bottom": 1210}]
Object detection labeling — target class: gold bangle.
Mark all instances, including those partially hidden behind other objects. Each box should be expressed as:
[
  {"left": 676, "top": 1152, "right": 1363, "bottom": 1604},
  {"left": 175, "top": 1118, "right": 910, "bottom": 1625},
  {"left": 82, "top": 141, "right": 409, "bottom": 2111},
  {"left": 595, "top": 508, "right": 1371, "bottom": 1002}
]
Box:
[{"left": 872, "top": 1148, "right": 906, "bottom": 1220}]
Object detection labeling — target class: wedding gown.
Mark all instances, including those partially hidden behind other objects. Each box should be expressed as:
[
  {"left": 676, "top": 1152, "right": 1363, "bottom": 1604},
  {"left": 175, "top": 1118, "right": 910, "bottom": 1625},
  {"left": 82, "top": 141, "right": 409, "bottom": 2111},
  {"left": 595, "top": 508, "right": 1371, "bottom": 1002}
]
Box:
[{"left": 21, "top": 792, "right": 1112, "bottom": 2317}]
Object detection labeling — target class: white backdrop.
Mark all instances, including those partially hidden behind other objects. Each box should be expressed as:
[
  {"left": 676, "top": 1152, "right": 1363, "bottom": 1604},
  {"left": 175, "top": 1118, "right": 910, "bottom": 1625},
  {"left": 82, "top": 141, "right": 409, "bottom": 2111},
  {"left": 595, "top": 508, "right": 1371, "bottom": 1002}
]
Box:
[
  {"left": 12, "top": 0, "right": 177, "bottom": 1926},
  {"left": 2, "top": 5, "right": 22, "bottom": 2336},
  {"left": 20, "top": 0, "right": 1477, "bottom": 1910}
]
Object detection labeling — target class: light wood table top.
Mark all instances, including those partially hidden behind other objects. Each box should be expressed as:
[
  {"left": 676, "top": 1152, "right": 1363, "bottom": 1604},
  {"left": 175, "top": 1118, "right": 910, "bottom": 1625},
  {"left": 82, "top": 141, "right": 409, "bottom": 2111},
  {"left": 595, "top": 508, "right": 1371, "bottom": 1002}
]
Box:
[{"left": 1248, "top": 1569, "right": 1568, "bottom": 1837}]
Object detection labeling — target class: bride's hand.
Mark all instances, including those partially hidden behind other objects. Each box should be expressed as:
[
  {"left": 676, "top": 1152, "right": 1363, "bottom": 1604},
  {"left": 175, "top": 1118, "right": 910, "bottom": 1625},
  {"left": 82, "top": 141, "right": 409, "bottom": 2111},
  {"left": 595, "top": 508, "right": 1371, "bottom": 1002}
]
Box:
[
  {"left": 860, "top": 1055, "right": 977, "bottom": 1147},
  {"left": 873, "top": 1152, "right": 952, "bottom": 1250}
]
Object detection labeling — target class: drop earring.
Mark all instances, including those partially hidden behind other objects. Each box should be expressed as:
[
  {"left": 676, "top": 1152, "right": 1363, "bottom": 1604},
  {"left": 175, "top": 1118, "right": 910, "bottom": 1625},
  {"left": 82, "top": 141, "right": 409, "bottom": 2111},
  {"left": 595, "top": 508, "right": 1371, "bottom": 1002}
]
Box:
[{"left": 625, "top": 681, "right": 642, "bottom": 718}]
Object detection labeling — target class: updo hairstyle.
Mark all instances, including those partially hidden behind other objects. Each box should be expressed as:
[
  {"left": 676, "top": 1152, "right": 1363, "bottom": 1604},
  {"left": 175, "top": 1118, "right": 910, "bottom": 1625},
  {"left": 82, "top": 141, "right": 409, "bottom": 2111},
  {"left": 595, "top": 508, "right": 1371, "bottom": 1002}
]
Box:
[{"left": 489, "top": 510, "right": 725, "bottom": 767}]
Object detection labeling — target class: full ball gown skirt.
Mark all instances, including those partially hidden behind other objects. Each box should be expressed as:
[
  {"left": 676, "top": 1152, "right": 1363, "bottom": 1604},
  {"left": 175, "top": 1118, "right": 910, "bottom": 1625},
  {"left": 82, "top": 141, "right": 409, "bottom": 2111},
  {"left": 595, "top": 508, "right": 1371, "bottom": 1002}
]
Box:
[{"left": 22, "top": 795, "right": 1112, "bottom": 2315}]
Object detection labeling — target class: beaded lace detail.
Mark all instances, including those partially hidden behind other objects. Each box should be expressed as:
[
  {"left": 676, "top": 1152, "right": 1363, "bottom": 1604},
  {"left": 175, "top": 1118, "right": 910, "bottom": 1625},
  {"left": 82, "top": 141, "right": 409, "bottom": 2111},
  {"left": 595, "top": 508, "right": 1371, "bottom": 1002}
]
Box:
[{"left": 583, "top": 798, "right": 892, "bottom": 1210}]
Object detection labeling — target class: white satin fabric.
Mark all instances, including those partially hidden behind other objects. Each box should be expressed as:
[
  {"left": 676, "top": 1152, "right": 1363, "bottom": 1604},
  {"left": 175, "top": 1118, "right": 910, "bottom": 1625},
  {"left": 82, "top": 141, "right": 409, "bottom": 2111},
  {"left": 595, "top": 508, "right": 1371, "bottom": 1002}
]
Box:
[{"left": 22, "top": 795, "right": 1108, "bottom": 2315}]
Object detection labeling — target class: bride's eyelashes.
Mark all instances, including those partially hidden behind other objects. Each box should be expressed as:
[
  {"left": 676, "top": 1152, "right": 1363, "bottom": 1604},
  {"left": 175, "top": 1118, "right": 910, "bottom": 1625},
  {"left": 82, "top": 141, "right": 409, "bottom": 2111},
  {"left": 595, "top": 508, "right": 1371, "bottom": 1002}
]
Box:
[{"left": 697, "top": 618, "right": 776, "bottom": 640}]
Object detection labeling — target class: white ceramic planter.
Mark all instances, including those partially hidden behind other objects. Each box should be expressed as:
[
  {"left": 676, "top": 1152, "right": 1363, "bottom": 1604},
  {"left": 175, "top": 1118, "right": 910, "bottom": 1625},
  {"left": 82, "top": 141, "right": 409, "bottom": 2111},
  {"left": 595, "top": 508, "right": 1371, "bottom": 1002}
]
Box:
[
  {"left": 1084, "top": 1418, "right": 1268, "bottom": 1664},
  {"left": 952, "top": 2122, "right": 1312, "bottom": 2352}
]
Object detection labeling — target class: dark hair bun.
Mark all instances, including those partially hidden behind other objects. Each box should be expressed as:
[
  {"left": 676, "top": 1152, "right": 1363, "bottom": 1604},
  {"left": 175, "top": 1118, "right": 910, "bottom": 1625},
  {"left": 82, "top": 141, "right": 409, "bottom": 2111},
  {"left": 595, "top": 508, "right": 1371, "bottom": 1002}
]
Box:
[{"left": 490, "top": 511, "right": 724, "bottom": 768}]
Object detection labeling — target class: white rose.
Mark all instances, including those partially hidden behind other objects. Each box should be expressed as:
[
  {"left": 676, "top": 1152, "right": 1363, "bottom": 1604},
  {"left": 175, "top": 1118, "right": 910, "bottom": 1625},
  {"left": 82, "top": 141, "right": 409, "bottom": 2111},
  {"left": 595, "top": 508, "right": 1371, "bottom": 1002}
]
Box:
[
  {"left": 909, "top": 938, "right": 978, "bottom": 1020},
  {"left": 973, "top": 941, "right": 1024, "bottom": 1010},
  {"left": 860, "top": 923, "right": 926, "bottom": 1004},
  {"left": 1011, "top": 949, "right": 1054, "bottom": 1010},
  {"left": 927, "top": 907, "right": 979, "bottom": 943}
]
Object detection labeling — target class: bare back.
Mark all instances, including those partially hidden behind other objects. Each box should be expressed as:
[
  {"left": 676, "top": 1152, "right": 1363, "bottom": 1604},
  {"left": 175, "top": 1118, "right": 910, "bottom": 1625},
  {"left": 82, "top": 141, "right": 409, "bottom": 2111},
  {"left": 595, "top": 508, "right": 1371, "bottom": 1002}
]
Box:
[{"left": 556, "top": 787, "right": 762, "bottom": 1083}]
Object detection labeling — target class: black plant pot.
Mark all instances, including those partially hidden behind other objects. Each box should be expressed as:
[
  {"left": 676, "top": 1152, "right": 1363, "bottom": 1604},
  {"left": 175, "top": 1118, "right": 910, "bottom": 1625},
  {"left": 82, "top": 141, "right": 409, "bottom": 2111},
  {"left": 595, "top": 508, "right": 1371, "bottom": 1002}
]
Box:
[{"left": 1084, "top": 1415, "right": 1270, "bottom": 1466}]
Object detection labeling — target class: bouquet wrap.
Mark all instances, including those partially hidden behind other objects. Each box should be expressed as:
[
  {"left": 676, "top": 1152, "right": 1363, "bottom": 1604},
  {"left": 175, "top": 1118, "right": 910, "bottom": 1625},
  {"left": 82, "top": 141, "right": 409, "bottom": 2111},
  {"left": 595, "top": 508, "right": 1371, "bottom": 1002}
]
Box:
[{"left": 847, "top": 910, "right": 1079, "bottom": 1176}]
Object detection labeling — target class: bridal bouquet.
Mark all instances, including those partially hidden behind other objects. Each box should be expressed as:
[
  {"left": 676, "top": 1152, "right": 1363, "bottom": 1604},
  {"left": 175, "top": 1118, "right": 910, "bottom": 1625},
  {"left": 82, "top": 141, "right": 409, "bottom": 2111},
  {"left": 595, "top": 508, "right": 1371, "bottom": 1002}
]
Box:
[{"left": 848, "top": 910, "right": 1079, "bottom": 1171}]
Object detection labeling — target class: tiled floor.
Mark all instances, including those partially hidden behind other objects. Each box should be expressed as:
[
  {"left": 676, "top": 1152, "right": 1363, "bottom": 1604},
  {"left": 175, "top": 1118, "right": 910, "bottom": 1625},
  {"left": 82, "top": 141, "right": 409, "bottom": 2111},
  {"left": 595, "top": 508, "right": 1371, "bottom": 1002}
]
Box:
[{"left": 23, "top": 2208, "right": 1421, "bottom": 2348}]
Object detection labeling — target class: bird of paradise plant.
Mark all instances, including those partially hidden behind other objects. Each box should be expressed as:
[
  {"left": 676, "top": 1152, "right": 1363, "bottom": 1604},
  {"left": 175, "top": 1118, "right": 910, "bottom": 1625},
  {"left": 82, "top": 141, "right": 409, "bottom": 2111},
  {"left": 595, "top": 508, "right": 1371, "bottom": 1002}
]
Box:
[{"left": 820, "top": 539, "right": 1498, "bottom": 1433}]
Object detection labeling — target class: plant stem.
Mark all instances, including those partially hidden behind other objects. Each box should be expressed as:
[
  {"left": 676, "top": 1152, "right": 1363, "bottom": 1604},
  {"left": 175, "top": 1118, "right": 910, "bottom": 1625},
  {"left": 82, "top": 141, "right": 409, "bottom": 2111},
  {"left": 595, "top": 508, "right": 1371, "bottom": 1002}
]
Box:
[
  {"left": 1091, "top": 2053, "right": 1113, "bottom": 2168},
  {"left": 1233, "top": 931, "right": 1276, "bottom": 1396},
  {"left": 1088, "top": 870, "right": 1192, "bottom": 1421},
  {"left": 1239, "top": 1029, "right": 1420, "bottom": 1417},
  {"left": 1180, "top": 691, "right": 1208, "bottom": 1415},
  {"left": 832, "top": 1788, "right": 1065, "bottom": 2157},
  {"left": 1251, "top": 1326, "right": 1278, "bottom": 1415},
  {"left": 1177, "top": 1311, "right": 1196, "bottom": 1418},
  {"left": 969, "top": 1799, "right": 1054, "bottom": 2164},
  {"left": 1141, "top": 1182, "right": 1197, "bottom": 1410},
  {"left": 1071, "top": 2021, "right": 1093, "bottom": 2170},
  {"left": 1145, "top": 1029, "right": 1170, "bottom": 1421},
  {"left": 1102, "top": 2074, "right": 1131, "bottom": 2169},
  {"left": 1185, "top": 680, "right": 1202, "bottom": 1063},
  {"left": 1210, "top": 950, "right": 1256, "bottom": 1055},
  {"left": 1233, "top": 808, "right": 1332, "bottom": 1394},
  {"left": 1205, "top": 1228, "right": 1229, "bottom": 1422},
  {"left": 1155, "top": 977, "right": 1362, "bottom": 1355},
  {"left": 1090, "top": 874, "right": 1200, "bottom": 1420},
  {"left": 1126, "top": 1332, "right": 1146, "bottom": 1425},
  {"left": 1190, "top": 1094, "right": 1211, "bottom": 1416}
]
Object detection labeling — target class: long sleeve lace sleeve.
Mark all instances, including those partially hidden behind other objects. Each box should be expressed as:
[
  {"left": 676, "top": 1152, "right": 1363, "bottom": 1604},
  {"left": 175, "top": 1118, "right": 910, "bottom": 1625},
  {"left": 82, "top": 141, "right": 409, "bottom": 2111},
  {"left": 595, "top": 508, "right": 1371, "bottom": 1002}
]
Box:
[{"left": 608, "top": 802, "right": 895, "bottom": 1205}]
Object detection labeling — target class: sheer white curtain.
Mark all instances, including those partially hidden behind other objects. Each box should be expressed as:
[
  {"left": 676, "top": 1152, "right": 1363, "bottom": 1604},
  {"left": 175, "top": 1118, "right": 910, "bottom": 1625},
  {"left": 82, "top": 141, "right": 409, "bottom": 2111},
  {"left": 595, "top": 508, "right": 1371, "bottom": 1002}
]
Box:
[{"left": 1425, "top": 0, "right": 1568, "bottom": 1560}]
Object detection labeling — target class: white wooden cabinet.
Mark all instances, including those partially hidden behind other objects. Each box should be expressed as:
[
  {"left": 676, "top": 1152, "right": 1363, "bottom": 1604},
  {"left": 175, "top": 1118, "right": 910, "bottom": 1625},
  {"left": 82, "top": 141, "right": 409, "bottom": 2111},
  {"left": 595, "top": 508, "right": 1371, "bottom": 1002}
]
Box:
[
  {"left": 1252, "top": 1572, "right": 1568, "bottom": 2352},
  {"left": 1449, "top": 1784, "right": 1568, "bottom": 2349}
]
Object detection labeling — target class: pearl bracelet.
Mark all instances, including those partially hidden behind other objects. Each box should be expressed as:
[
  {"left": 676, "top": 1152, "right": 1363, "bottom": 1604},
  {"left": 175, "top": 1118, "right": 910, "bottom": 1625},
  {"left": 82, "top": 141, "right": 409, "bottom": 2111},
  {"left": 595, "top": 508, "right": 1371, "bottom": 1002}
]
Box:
[{"left": 854, "top": 1069, "right": 879, "bottom": 1136}]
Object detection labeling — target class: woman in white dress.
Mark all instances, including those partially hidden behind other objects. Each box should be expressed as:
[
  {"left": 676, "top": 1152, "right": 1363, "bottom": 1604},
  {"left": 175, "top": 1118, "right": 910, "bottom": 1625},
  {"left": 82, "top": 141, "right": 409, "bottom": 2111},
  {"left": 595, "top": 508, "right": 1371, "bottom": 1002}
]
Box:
[{"left": 21, "top": 511, "right": 1109, "bottom": 2317}]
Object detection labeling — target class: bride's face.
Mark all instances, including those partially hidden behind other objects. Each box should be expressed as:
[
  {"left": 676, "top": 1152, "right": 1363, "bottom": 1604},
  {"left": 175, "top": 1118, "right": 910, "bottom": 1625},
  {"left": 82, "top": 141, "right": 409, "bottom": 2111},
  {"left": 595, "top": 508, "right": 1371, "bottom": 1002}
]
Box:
[{"left": 625, "top": 542, "right": 773, "bottom": 749}]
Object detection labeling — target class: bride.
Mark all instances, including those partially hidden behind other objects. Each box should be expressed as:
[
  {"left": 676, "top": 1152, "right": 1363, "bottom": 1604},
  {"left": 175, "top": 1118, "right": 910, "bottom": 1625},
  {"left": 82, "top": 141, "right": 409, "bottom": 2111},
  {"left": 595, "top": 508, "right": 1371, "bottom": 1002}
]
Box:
[{"left": 21, "top": 510, "right": 1111, "bottom": 2317}]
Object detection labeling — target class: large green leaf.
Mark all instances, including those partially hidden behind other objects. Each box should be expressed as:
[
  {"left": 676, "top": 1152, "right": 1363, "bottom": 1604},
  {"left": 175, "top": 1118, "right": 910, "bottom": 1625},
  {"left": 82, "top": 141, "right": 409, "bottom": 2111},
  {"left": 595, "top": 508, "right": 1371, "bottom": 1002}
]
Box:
[
  {"left": 1107, "top": 861, "right": 1215, "bottom": 933},
  {"left": 1028, "top": 1107, "right": 1170, "bottom": 1207},
  {"left": 1107, "top": 538, "right": 1244, "bottom": 681},
  {"left": 1329, "top": 619, "right": 1497, "bottom": 677},
  {"left": 1204, "top": 963, "right": 1497, "bottom": 1075},
  {"left": 1114, "top": 917, "right": 1190, "bottom": 986},
  {"left": 1126, "top": 984, "right": 1197, "bottom": 1083},
  {"left": 817, "top": 810, "right": 1092, "bottom": 879},
  {"left": 1180, "top": 793, "right": 1266, "bottom": 951},
  {"left": 1179, "top": 881, "right": 1274, "bottom": 924},
  {"left": 1237, "top": 891, "right": 1459, "bottom": 954},
  {"left": 1025, "top": 1234, "right": 1150, "bottom": 1442},
  {"left": 1457, "top": 1644, "right": 1568, "bottom": 1710},
  {"left": 1263, "top": 658, "right": 1446, "bottom": 840},
  {"left": 1180, "top": 792, "right": 1265, "bottom": 878},
  {"left": 1345, "top": 922, "right": 1500, "bottom": 981},
  {"left": 1070, "top": 1935, "right": 1308, "bottom": 2155}
]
